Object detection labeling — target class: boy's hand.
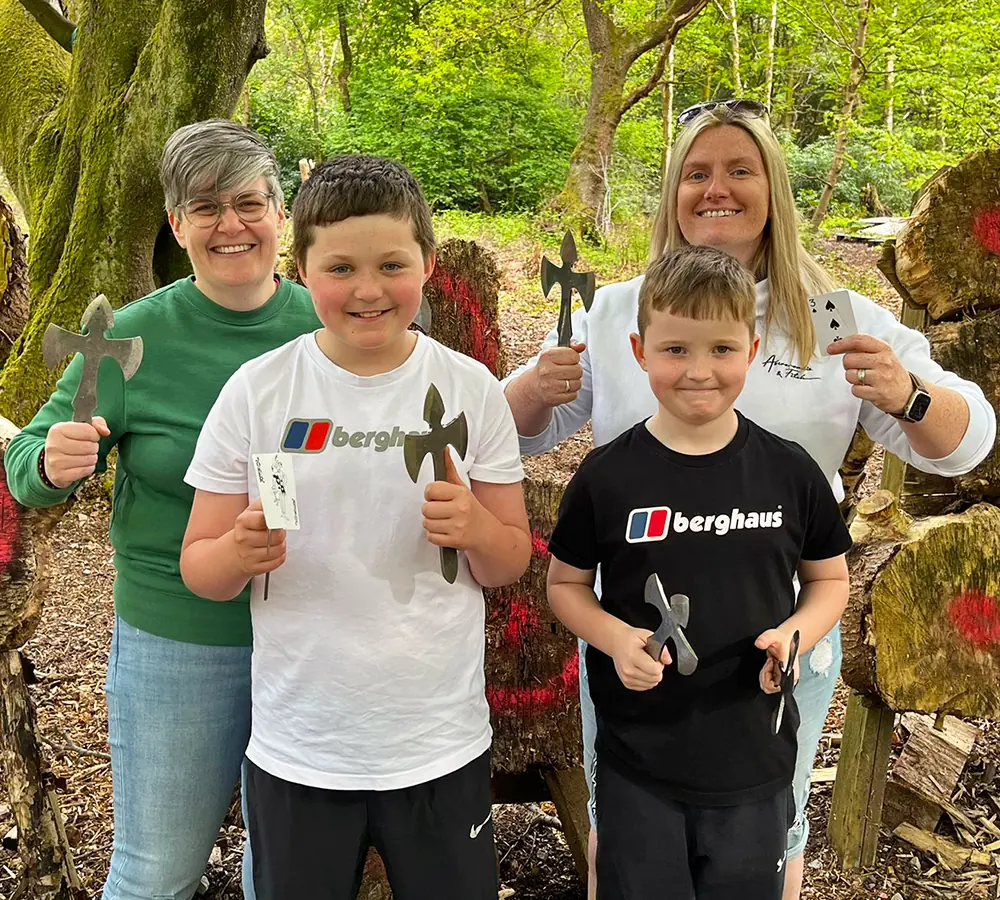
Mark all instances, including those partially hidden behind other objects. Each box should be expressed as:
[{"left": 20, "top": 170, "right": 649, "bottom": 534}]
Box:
[
  {"left": 422, "top": 448, "right": 484, "bottom": 551},
  {"left": 756, "top": 628, "right": 799, "bottom": 695},
  {"left": 43, "top": 416, "right": 111, "bottom": 487},
  {"left": 234, "top": 499, "right": 286, "bottom": 576},
  {"left": 610, "top": 624, "right": 667, "bottom": 691}
]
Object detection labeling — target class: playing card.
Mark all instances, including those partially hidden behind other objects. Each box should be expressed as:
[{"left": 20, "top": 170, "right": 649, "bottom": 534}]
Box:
[
  {"left": 809, "top": 290, "right": 858, "bottom": 354},
  {"left": 252, "top": 452, "right": 301, "bottom": 530}
]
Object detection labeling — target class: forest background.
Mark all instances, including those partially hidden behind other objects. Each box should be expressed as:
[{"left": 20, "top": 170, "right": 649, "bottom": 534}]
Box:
[{"left": 244, "top": 0, "right": 995, "bottom": 237}]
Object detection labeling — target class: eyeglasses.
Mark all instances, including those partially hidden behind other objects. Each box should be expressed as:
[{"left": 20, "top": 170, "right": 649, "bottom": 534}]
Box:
[
  {"left": 179, "top": 190, "right": 275, "bottom": 228},
  {"left": 677, "top": 99, "right": 769, "bottom": 127}
]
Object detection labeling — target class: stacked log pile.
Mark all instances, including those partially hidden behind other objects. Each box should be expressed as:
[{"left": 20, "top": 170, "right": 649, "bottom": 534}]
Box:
[{"left": 833, "top": 149, "right": 1000, "bottom": 869}]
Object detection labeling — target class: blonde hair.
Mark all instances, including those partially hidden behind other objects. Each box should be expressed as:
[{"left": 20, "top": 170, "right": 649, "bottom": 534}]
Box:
[
  {"left": 638, "top": 246, "right": 756, "bottom": 338},
  {"left": 650, "top": 107, "right": 836, "bottom": 367}
]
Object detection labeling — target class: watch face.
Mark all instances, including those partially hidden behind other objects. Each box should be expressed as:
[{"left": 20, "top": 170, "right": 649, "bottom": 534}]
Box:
[{"left": 907, "top": 390, "right": 932, "bottom": 422}]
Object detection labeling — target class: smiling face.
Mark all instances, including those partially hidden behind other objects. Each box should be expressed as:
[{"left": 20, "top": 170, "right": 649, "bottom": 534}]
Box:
[
  {"left": 675, "top": 125, "right": 771, "bottom": 267},
  {"left": 631, "top": 308, "right": 759, "bottom": 428},
  {"left": 168, "top": 176, "right": 284, "bottom": 309},
  {"left": 299, "top": 213, "right": 434, "bottom": 374}
]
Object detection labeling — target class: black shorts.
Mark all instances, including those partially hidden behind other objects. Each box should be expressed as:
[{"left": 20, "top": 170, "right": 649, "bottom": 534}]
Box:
[
  {"left": 246, "top": 750, "right": 497, "bottom": 900},
  {"left": 596, "top": 756, "right": 794, "bottom": 900}
]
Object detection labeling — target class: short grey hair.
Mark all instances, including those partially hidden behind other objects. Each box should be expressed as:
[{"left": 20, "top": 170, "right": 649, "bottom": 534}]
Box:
[{"left": 159, "top": 119, "right": 284, "bottom": 213}]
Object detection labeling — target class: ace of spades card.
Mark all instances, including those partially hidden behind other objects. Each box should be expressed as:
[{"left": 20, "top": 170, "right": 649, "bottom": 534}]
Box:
[{"left": 809, "top": 289, "right": 858, "bottom": 354}]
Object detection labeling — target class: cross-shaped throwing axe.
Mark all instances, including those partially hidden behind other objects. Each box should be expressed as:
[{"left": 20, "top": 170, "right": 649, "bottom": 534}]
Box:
[
  {"left": 403, "top": 383, "right": 469, "bottom": 584},
  {"left": 42, "top": 295, "right": 144, "bottom": 423},
  {"left": 542, "top": 231, "right": 596, "bottom": 347},
  {"left": 643, "top": 573, "right": 699, "bottom": 676}
]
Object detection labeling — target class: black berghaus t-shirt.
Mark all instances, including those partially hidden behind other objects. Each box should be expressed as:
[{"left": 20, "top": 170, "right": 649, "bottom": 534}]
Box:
[{"left": 549, "top": 413, "right": 853, "bottom": 806}]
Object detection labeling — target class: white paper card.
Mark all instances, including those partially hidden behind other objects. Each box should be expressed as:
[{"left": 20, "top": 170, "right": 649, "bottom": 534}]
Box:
[
  {"left": 809, "top": 290, "right": 858, "bottom": 355},
  {"left": 252, "top": 453, "right": 301, "bottom": 530}
]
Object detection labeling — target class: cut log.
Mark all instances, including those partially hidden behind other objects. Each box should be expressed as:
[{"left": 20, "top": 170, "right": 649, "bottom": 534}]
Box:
[
  {"left": 843, "top": 499, "right": 1000, "bottom": 718},
  {"left": 892, "top": 148, "right": 1000, "bottom": 320},
  {"left": 424, "top": 238, "right": 507, "bottom": 379},
  {"left": 923, "top": 311, "right": 1000, "bottom": 501},
  {"left": 882, "top": 713, "right": 980, "bottom": 831},
  {"left": 893, "top": 822, "right": 993, "bottom": 870},
  {"left": 486, "top": 477, "right": 580, "bottom": 774},
  {"left": 838, "top": 424, "right": 876, "bottom": 516}
]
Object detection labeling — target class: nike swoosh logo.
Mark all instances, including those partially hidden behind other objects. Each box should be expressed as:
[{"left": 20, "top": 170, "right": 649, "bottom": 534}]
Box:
[{"left": 469, "top": 811, "right": 491, "bottom": 839}]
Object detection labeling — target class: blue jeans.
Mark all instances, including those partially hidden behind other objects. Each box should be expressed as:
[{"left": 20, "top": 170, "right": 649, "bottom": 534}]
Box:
[
  {"left": 102, "top": 617, "right": 256, "bottom": 900},
  {"left": 579, "top": 623, "right": 841, "bottom": 859}
]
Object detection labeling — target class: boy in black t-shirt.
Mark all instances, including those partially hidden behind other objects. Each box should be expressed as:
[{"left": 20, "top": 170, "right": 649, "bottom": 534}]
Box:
[{"left": 547, "top": 246, "right": 852, "bottom": 900}]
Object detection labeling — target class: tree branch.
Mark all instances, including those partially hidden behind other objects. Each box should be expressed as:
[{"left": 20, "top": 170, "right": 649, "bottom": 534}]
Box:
[
  {"left": 629, "top": 0, "right": 708, "bottom": 65},
  {"left": 619, "top": 38, "right": 672, "bottom": 120},
  {"left": 15, "top": 0, "right": 73, "bottom": 52}
]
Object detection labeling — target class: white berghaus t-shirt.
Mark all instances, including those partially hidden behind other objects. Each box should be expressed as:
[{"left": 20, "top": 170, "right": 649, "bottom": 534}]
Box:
[{"left": 186, "top": 332, "right": 524, "bottom": 791}]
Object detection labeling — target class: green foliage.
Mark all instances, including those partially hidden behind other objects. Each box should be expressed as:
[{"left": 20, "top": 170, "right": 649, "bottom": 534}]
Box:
[
  {"left": 244, "top": 0, "right": 1000, "bottom": 226},
  {"left": 783, "top": 127, "right": 959, "bottom": 216}
]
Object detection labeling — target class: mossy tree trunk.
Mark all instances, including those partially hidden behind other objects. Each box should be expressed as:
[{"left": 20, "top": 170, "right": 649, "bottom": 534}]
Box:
[
  {"left": 555, "top": 0, "right": 708, "bottom": 235},
  {"left": 0, "top": 0, "right": 269, "bottom": 426},
  {"left": 0, "top": 191, "right": 29, "bottom": 368}
]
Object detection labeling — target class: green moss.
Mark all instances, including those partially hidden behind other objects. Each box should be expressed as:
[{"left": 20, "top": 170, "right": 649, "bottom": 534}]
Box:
[{"left": 0, "top": 0, "right": 68, "bottom": 221}]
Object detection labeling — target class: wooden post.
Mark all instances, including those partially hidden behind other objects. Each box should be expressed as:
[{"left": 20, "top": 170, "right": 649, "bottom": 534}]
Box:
[
  {"left": 828, "top": 271, "right": 928, "bottom": 870},
  {"left": 827, "top": 691, "right": 895, "bottom": 868},
  {"left": 543, "top": 767, "right": 590, "bottom": 882}
]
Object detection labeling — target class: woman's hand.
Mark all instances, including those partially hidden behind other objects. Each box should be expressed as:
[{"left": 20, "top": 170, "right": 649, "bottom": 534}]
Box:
[
  {"left": 827, "top": 334, "right": 914, "bottom": 415},
  {"left": 43, "top": 416, "right": 111, "bottom": 488},
  {"left": 529, "top": 340, "right": 586, "bottom": 408}
]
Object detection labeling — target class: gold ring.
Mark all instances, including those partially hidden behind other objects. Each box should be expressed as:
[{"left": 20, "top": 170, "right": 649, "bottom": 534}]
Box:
[
  {"left": 857, "top": 368, "right": 866, "bottom": 384},
  {"left": 565, "top": 379, "right": 571, "bottom": 394}
]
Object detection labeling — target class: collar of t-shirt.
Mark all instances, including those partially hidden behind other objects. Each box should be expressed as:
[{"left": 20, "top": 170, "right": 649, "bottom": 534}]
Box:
[{"left": 637, "top": 412, "right": 750, "bottom": 468}]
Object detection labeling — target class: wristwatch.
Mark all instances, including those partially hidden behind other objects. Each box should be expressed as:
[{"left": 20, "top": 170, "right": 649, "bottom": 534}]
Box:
[{"left": 890, "top": 372, "right": 932, "bottom": 423}]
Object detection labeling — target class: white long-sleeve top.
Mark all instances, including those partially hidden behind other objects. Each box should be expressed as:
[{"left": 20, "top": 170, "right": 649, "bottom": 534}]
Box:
[{"left": 506, "top": 277, "right": 996, "bottom": 501}]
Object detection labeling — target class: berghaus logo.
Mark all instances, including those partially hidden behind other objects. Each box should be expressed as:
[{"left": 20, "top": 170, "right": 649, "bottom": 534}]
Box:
[
  {"left": 281, "top": 418, "right": 419, "bottom": 453},
  {"left": 625, "top": 505, "right": 783, "bottom": 542}
]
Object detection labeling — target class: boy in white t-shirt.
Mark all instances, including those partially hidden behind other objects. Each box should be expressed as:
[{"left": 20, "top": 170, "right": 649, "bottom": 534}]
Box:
[{"left": 180, "top": 155, "right": 531, "bottom": 900}]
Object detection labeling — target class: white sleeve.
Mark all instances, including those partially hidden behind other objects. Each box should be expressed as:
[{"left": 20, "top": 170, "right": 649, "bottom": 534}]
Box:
[
  {"left": 469, "top": 374, "right": 526, "bottom": 484},
  {"left": 854, "top": 293, "right": 997, "bottom": 476},
  {"left": 184, "top": 369, "right": 253, "bottom": 494},
  {"left": 500, "top": 296, "right": 596, "bottom": 457}
]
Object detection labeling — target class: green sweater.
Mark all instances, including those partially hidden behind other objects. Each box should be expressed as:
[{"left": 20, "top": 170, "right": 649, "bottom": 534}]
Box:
[{"left": 5, "top": 277, "right": 321, "bottom": 646}]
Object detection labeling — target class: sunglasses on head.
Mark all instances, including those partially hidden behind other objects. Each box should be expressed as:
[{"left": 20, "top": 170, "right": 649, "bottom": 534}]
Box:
[{"left": 677, "top": 99, "right": 769, "bottom": 127}]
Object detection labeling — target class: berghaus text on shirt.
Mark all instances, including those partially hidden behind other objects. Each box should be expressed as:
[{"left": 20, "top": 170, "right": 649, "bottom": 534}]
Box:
[{"left": 626, "top": 505, "right": 784, "bottom": 542}]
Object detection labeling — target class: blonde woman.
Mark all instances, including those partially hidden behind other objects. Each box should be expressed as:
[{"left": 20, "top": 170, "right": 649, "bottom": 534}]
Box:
[{"left": 503, "top": 100, "right": 995, "bottom": 900}]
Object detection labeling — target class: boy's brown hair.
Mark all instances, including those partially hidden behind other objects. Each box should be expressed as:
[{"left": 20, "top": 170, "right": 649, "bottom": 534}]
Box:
[
  {"left": 292, "top": 155, "right": 436, "bottom": 266},
  {"left": 637, "top": 245, "right": 757, "bottom": 338}
]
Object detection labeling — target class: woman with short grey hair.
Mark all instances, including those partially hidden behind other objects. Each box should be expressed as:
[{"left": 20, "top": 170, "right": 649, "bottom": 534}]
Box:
[{"left": 5, "top": 119, "right": 320, "bottom": 900}]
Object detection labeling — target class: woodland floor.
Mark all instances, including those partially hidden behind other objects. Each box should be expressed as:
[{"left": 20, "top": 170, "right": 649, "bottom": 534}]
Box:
[{"left": 4, "top": 236, "right": 1000, "bottom": 899}]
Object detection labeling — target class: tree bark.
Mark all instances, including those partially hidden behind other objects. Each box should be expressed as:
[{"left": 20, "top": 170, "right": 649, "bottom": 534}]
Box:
[
  {"left": 0, "top": 0, "right": 269, "bottom": 427},
  {"left": 1, "top": 418, "right": 81, "bottom": 899},
  {"left": 764, "top": 0, "right": 777, "bottom": 109},
  {"left": 0, "top": 192, "right": 29, "bottom": 368},
  {"left": 891, "top": 149, "right": 1000, "bottom": 320},
  {"left": 662, "top": 43, "right": 675, "bottom": 176},
  {"left": 337, "top": 1, "right": 352, "bottom": 115},
  {"left": 842, "top": 500, "right": 1000, "bottom": 719},
  {"left": 555, "top": 0, "right": 708, "bottom": 232},
  {"left": 722, "top": 0, "right": 742, "bottom": 95},
  {"left": 810, "top": 0, "right": 871, "bottom": 228},
  {"left": 885, "top": 0, "right": 897, "bottom": 132}
]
